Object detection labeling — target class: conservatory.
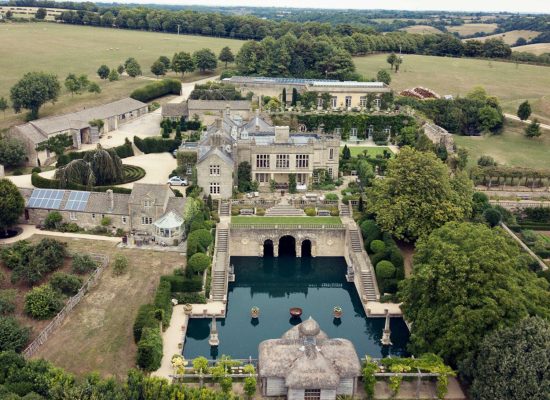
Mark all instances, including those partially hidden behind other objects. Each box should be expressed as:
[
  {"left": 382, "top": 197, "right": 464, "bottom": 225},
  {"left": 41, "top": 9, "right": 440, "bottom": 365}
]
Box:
[{"left": 153, "top": 210, "right": 185, "bottom": 245}]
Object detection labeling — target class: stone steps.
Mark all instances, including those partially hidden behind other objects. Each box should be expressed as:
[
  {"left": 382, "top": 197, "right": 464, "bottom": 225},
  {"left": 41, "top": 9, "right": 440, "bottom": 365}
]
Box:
[
  {"left": 349, "top": 229, "right": 363, "bottom": 252},
  {"left": 210, "top": 227, "right": 230, "bottom": 302},
  {"left": 348, "top": 227, "right": 378, "bottom": 302},
  {"left": 340, "top": 203, "right": 351, "bottom": 217},
  {"left": 265, "top": 205, "right": 306, "bottom": 216},
  {"left": 219, "top": 201, "right": 230, "bottom": 217}
]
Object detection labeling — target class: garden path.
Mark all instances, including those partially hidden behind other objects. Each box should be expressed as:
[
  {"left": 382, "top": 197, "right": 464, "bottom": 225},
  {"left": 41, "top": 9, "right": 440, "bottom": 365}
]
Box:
[{"left": 0, "top": 225, "right": 122, "bottom": 244}]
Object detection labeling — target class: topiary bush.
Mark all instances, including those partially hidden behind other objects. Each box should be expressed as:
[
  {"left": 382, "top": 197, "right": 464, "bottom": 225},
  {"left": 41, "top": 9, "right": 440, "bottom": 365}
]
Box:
[
  {"left": 376, "top": 260, "right": 396, "bottom": 279},
  {"left": 72, "top": 254, "right": 98, "bottom": 274},
  {"left": 304, "top": 207, "right": 316, "bottom": 217},
  {"left": 187, "top": 229, "right": 213, "bottom": 257},
  {"left": 360, "top": 219, "right": 382, "bottom": 251},
  {"left": 370, "top": 240, "right": 386, "bottom": 254},
  {"left": 49, "top": 272, "right": 83, "bottom": 296},
  {"left": 24, "top": 285, "right": 64, "bottom": 320},
  {"left": 133, "top": 304, "right": 157, "bottom": 343},
  {"left": 188, "top": 253, "right": 211, "bottom": 275}
]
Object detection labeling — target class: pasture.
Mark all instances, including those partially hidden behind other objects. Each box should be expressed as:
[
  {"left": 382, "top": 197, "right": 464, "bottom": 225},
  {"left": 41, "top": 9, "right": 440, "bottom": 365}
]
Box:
[
  {"left": 469, "top": 30, "right": 540, "bottom": 45},
  {"left": 512, "top": 43, "right": 550, "bottom": 55},
  {"left": 0, "top": 23, "right": 243, "bottom": 127},
  {"left": 354, "top": 54, "right": 550, "bottom": 124},
  {"left": 401, "top": 25, "right": 442, "bottom": 34},
  {"left": 447, "top": 23, "right": 497, "bottom": 36},
  {"left": 454, "top": 120, "right": 550, "bottom": 169}
]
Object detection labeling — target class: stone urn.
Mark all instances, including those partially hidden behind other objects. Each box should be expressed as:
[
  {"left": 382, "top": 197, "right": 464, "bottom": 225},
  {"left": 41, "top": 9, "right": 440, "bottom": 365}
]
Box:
[
  {"left": 250, "top": 306, "right": 260, "bottom": 319},
  {"left": 184, "top": 303, "right": 193, "bottom": 315},
  {"left": 333, "top": 306, "right": 343, "bottom": 319}
]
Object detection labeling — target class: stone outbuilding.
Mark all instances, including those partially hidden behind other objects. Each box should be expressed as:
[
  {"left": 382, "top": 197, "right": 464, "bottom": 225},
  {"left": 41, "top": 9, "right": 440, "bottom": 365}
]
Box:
[
  {"left": 258, "top": 317, "right": 362, "bottom": 400},
  {"left": 162, "top": 99, "right": 252, "bottom": 125}
]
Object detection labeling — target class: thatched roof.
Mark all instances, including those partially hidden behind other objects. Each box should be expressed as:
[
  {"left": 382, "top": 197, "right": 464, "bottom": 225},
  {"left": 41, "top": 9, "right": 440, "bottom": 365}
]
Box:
[{"left": 258, "top": 317, "right": 361, "bottom": 390}]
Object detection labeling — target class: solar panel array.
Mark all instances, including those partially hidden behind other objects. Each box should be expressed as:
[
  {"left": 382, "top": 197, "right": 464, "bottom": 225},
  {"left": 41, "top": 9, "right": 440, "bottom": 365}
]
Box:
[
  {"left": 64, "top": 191, "right": 90, "bottom": 211},
  {"left": 27, "top": 189, "right": 64, "bottom": 209}
]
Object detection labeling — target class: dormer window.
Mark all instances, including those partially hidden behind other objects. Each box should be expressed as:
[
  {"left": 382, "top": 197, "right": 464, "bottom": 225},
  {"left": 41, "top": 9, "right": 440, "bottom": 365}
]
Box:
[{"left": 144, "top": 200, "right": 154, "bottom": 207}]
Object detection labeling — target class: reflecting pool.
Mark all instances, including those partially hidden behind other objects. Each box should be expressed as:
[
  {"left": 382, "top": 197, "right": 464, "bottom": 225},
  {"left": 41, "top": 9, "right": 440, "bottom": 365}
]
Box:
[{"left": 183, "top": 256, "right": 409, "bottom": 359}]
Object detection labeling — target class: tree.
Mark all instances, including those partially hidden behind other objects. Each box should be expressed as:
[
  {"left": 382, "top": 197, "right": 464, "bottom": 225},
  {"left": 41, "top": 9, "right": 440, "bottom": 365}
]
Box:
[
  {"left": 158, "top": 56, "right": 171, "bottom": 70},
  {"left": 0, "top": 317, "right": 30, "bottom": 352},
  {"left": 376, "top": 69, "right": 391, "bottom": 85},
  {"left": 469, "top": 317, "right": 550, "bottom": 400},
  {"left": 87, "top": 82, "right": 101, "bottom": 94},
  {"left": 108, "top": 69, "right": 119, "bottom": 82},
  {"left": 97, "top": 65, "right": 110, "bottom": 80},
  {"left": 237, "top": 161, "right": 252, "bottom": 192},
  {"left": 356, "top": 159, "right": 374, "bottom": 188},
  {"left": 399, "top": 222, "right": 550, "bottom": 368},
  {"left": 124, "top": 58, "right": 142, "bottom": 78},
  {"left": 478, "top": 105, "right": 503, "bottom": 132},
  {"left": 282, "top": 87, "right": 287, "bottom": 107},
  {"left": 5, "top": 10, "right": 12, "bottom": 19},
  {"left": 387, "top": 52, "right": 397, "bottom": 70},
  {"left": 0, "top": 180, "right": 24, "bottom": 236},
  {"left": 150, "top": 60, "right": 166, "bottom": 78},
  {"left": 477, "top": 155, "right": 497, "bottom": 167},
  {"left": 193, "top": 49, "right": 218, "bottom": 72},
  {"left": 394, "top": 56, "right": 403, "bottom": 73},
  {"left": 113, "top": 254, "right": 129, "bottom": 275},
  {"left": 525, "top": 119, "right": 541, "bottom": 138},
  {"left": 0, "top": 138, "right": 26, "bottom": 167},
  {"left": 172, "top": 52, "right": 195, "bottom": 79},
  {"left": 117, "top": 64, "right": 124, "bottom": 74},
  {"left": 188, "top": 253, "right": 211, "bottom": 274},
  {"left": 35, "top": 8, "right": 47, "bottom": 19},
  {"left": 0, "top": 97, "right": 8, "bottom": 117},
  {"left": 24, "top": 284, "right": 64, "bottom": 319},
  {"left": 218, "top": 46, "right": 235, "bottom": 68},
  {"left": 482, "top": 207, "right": 501, "bottom": 227},
  {"left": 10, "top": 72, "right": 60, "bottom": 120},
  {"left": 517, "top": 100, "right": 532, "bottom": 121},
  {"left": 64, "top": 73, "right": 84, "bottom": 96},
  {"left": 342, "top": 145, "right": 351, "bottom": 160},
  {"left": 367, "top": 147, "right": 473, "bottom": 241}
]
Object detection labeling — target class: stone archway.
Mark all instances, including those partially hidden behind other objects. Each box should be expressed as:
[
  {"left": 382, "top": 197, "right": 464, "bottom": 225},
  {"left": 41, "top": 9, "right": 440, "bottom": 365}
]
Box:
[
  {"left": 301, "top": 239, "right": 312, "bottom": 257},
  {"left": 263, "top": 239, "right": 274, "bottom": 257},
  {"left": 278, "top": 235, "right": 296, "bottom": 257}
]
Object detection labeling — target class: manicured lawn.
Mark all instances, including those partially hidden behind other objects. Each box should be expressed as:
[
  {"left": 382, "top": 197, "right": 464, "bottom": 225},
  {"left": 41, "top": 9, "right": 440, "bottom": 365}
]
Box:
[
  {"left": 32, "top": 236, "right": 184, "bottom": 378},
  {"left": 354, "top": 54, "right": 550, "bottom": 124},
  {"left": 454, "top": 120, "right": 550, "bottom": 169},
  {"left": 341, "top": 146, "right": 392, "bottom": 157},
  {"left": 231, "top": 216, "right": 342, "bottom": 225}
]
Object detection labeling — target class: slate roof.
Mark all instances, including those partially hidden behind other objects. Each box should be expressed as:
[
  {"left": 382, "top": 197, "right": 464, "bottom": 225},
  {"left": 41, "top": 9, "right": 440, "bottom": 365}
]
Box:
[
  {"left": 187, "top": 100, "right": 251, "bottom": 111},
  {"left": 128, "top": 183, "right": 173, "bottom": 207},
  {"left": 197, "top": 147, "right": 234, "bottom": 165},
  {"left": 162, "top": 102, "right": 187, "bottom": 118},
  {"left": 85, "top": 191, "right": 129, "bottom": 215}
]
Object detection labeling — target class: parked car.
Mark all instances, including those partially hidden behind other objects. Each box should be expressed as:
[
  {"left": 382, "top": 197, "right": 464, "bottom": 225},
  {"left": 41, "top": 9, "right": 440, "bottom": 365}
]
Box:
[{"left": 167, "top": 176, "right": 188, "bottom": 186}]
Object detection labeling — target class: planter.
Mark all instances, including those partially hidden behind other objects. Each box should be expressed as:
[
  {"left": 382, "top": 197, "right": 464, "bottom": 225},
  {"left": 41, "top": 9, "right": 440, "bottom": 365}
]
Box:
[
  {"left": 333, "top": 306, "right": 343, "bottom": 318},
  {"left": 290, "top": 307, "right": 303, "bottom": 318},
  {"left": 250, "top": 306, "right": 260, "bottom": 318},
  {"left": 184, "top": 304, "right": 193, "bottom": 315}
]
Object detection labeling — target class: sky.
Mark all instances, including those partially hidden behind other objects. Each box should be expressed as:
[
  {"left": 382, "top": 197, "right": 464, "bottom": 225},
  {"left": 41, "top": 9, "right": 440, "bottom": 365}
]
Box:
[{"left": 112, "top": 0, "right": 550, "bottom": 13}]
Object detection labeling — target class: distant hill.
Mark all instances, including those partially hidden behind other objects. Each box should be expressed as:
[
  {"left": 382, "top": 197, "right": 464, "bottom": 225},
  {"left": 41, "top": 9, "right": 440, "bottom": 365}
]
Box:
[
  {"left": 447, "top": 23, "right": 498, "bottom": 36},
  {"left": 468, "top": 30, "right": 541, "bottom": 45}
]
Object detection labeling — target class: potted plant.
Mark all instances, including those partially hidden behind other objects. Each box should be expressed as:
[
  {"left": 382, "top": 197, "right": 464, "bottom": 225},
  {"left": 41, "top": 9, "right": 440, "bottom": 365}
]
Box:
[
  {"left": 184, "top": 303, "right": 193, "bottom": 315},
  {"left": 250, "top": 306, "right": 260, "bottom": 318},
  {"left": 333, "top": 306, "right": 343, "bottom": 318}
]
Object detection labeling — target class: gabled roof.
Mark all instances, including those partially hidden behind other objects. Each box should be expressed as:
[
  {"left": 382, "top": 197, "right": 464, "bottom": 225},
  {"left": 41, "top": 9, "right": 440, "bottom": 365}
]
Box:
[
  {"left": 197, "top": 147, "right": 234, "bottom": 166},
  {"left": 162, "top": 102, "right": 187, "bottom": 118},
  {"left": 128, "top": 183, "right": 173, "bottom": 207},
  {"left": 153, "top": 210, "right": 184, "bottom": 229},
  {"left": 187, "top": 100, "right": 251, "bottom": 111}
]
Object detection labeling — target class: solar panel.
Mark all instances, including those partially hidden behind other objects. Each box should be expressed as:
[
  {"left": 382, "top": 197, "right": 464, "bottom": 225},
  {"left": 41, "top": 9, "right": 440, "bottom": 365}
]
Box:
[
  {"left": 64, "top": 191, "right": 90, "bottom": 211},
  {"left": 27, "top": 189, "right": 64, "bottom": 210}
]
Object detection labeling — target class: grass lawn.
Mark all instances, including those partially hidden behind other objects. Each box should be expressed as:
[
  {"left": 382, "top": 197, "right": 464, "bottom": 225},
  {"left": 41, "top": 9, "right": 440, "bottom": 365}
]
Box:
[
  {"left": 0, "top": 22, "right": 243, "bottom": 129},
  {"left": 341, "top": 146, "right": 391, "bottom": 157},
  {"left": 454, "top": 120, "right": 550, "bottom": 169},
  {"left": 354, "top": 54, "right": 550, "bottom": 125},
  {"left": 32, "top": 235, "right": 184, "bottom": 378},
  {"left": 231, "top": 216, "right": 342, "bottom": 225}
]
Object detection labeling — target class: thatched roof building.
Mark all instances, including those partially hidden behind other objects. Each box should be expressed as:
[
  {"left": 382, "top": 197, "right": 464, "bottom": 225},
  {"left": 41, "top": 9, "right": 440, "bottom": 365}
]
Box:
[{"left": 258, "top": 317, "right": 361, "bottom": 399}]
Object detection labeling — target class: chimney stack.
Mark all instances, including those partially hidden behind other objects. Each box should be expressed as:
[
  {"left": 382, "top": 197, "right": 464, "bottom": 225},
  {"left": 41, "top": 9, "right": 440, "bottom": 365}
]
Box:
[
  {"left": 107, "top": 189, "right": 114, "bottom": 212},
  {"left": 275, "top": 126, "right": 290, "bottom": 143},
  {"left": 215, "top": 118, "right": 222, "bottom": 130}
]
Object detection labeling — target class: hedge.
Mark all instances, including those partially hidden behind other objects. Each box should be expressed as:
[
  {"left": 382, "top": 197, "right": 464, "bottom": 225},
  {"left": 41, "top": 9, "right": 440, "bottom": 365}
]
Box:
[
  {"left": 188, "top": 253, "right": 211, "bottom": 274},
  {"left": 133, "top": 303, "right": 158, "bottom": 343},
  {"left": 361, "top": 219, "right": 382, "bottom": 251},
  {"left": 134, "top": 136, "right": 181, "bottom": 154},
  {"left": 173, "top": 292, "right": 207, "bottom": 304},
  {"left": 153, "top": 279, "right": 173, "bottom": 328},
  {"left": 376, "top": 260, "right": 396, "bottom": 279},
  {"left": 187, "top": 229, "right": 213, "bottom": 257},
  {"left": 130, "top": 79, "right": 182, "bottom": 102},
  {"left": 136, "top": 327, "right": 163, "bottom": 371},
  {"left": 31, "top": 173, "right": 132, "bottom": 194},
  {"left": 160, "top": 275, "right": 202, "bottom": 292},
  {"left": 57, "top": 139, "right": 134, "bottom": 167},
  {"left": 370, "top": 240, "right": 386, "bottom": 254}
]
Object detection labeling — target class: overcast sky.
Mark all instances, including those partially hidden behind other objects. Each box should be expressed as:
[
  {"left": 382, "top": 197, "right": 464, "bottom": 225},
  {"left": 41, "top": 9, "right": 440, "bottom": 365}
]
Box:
[{"left": 115, "top": 0, "right": 550, "bottom": 13}]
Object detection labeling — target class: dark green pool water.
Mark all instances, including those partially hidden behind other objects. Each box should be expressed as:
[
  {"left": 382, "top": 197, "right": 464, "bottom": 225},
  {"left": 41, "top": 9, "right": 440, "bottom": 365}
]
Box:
[{"left": 183, "top": 256, "right": 409, "bottom": 359}]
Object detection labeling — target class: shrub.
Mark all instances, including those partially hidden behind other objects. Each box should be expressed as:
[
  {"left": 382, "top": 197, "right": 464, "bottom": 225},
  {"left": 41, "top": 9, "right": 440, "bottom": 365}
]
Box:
[
  {"left": 133, "top": 136, "right": 180, "bottom": 154},
  {"left": 0, "top": 316, "right": 30, "bottom": 352},
  {"left": 100, "top": 216, "right": 112, "bottom": 227},
  {"left": 172, "top": 292, "right": 207, "bottom": 304},
  {"left": 0, "top": 289, "right": 17, "bottom": 315},
  {"left": 31, "top": 167, "right": 41, "bottom": 173},
  {"left": 304, "top": 207, "right": 316, "bottom": 217},
  {"left": 24, "top": 285, "right": 64, "bottom": 320},
  {"left": 153, "top": 279, "right": 173, "bottom": 328},
  {"left": 11, "top": 239, "right": 67, "bottom": 286},
  {"left": 376, "top": 261, "right": 396, "bottom": 279},
  {"left": 325, "top": 193, "right": 339, "bottom": 201},
  {"left": 187, "top": 229, "right": 213, "bottom": 256},
  {"left": 72, "top": 254, "right": 98, "bottom": 274},
  {"left": 360, "top": 220, "right": 382, "bottom": 250},
  {"left": 1, "top": 241, "right": 32, "bottom": 270},
  {"left": 59, "top": 222, "right": 79, "bottom": 233},
  {"left": 188, "top": 253, "right": 211, "bottom": 274},
  {"left": 161, "top": 275, "right": 202, "bottom": 292},
  {"left": 44, "top": 211, "right": 62, "bottom": 229},
  {"left": 130, "top": 79, "right": 181, "bottom": 102},
  {"left": 190, "top": 219, "right": 208, "bottom": 232},
  {"left": 49, "top": 273, "right": 83, "bottom": 296},
  {"left": 112, "top": 254, "right": 129, "bottom": 275},
  {"left": 136, "top": 327, "right": 163, "bottom": 371},
  {"left": 255, "top": 208, "right": 265, "bottom": 216},
  {"left": 483, "top": 208, "right": 502, "bottom": 227},
  {"left": 329, "top": 207, "right": 340, "bottom": 216},
  {"left": 133, "top": 304, "right": 157, "bottom": 343},
  {"left": 114, "top": 138, "right": 135, "bottom": 158},
  {"left": 370, "top": 240, "right": 386, "bottom": 254}
]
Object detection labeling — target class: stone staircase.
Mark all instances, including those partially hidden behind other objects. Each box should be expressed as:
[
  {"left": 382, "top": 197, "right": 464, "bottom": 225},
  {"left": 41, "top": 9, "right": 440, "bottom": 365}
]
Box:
[
  {"left": 219, "top": 201, "right": 230, "bottom": 217},
  {"left": 210, "top": 228, "right": 229, "bottom": 302},
  {"left": 339, "top": 202, "right": 351, "bottom": 218},
  {"left": 348, "top": 227, "right": 378, "bottom": 302},
  {"left": 265, "top": 204, "right": 306, "bottom": 216}
]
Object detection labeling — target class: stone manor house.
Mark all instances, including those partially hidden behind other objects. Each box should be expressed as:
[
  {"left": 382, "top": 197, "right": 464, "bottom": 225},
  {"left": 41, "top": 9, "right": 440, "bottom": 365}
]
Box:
[{"left": 184, "top": 111, "right": 340, "bottom": 198}]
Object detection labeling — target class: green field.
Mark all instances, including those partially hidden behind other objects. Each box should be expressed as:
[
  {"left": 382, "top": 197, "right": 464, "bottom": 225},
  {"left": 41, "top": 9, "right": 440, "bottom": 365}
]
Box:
[
  {"left": 354, "top": 54, "right": 550, "bottom": 124},
  {"left": 341, "top": 146, "right": 391, "bottom": 157},
  {"left": 454, "top": 120, "right": 550, "bottom": 169},
  {"left": 446, "top": 23, "right": 497, "bottom": 36},
  {"left": 0, "top": 23, "right": 243, "bottom": 128},
  {"left": 231, "top": 216, "right": 342, "bottom": 225}
]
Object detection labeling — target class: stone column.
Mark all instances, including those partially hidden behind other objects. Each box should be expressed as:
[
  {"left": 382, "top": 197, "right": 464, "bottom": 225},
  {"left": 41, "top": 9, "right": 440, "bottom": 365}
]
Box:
[
  {"left": 273, "top": 244, "right": 279, "bottom": 258},
  {"left": 296, "top": 241, "right": 301, "bottom": 258}
]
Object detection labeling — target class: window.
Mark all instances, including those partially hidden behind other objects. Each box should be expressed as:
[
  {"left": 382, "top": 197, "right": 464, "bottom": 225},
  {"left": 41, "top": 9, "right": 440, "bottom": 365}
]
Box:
[
  {"left": 256, "top": 173, "right": 269, "bottom": 183},
  {"left": 92, "top": 213, "right": 96, "bottom": 219},
  {"left": 331, "top": 96, "right": 337, "bottom": 108},
  {"left": 143, "top": 200, "right": 153, "bottom": 207},
  {"left": 276, "top": 154, "right": 289, "bottom": 169},
  {"left": 296, "top": 154, "right": 309, "bottom": 168},
  {"left": 345, "top": 96, "right": 352, "bottom": 107},
  {"left": 329, "top": 148, "right": 334, "bottom": 160},
  {"left": 209, "top": 182, "right": 220, "bottom": 195},
  {"left": 256, "top": 154, "right": 270, "bottom": 169},
  {"left": 209, "top": 164, "right": 220, "bottom": 176},
  {"left": 69, "top": 212, "right": 77, "bottom": 221},
  {"left": 328, "top": 167, "right": 333, "bottom": 178},
  {"left": 374, "top": 98, "right": 381, "bottom": 108},
  {"left": 317, "top": 97, "right": 323, "bottom": 108},
  {"left": 141, "top": 216, "right": 152, "bottom": 225},
  {"left": 304, "top": 389, "right": 321, "bottom": 400},
  {"left": 334, "top": 128, "right": 342, "bottom": 135},
  {"left": 122, "top": 216, "right": 127, "bottom": 224},
  {"left": 350, "top": 127, "right": 358, "bottom": 137},
  {"left": 360, "top": 96, "right": 367, "bottom": 107},
  {"left": 384, "top": 126, "right": 391, "bottom": 134}
]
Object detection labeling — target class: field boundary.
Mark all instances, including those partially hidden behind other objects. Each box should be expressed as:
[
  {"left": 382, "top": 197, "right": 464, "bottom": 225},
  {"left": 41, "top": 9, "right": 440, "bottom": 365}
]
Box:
[{"left": 22, "top": 253, "right": 109, "bottom": 358}]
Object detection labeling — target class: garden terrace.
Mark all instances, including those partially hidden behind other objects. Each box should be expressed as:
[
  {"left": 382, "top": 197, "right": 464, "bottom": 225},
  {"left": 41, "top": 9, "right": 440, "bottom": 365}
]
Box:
[{"left": 230, "top": 216, "right": 342, "bottom": 226}]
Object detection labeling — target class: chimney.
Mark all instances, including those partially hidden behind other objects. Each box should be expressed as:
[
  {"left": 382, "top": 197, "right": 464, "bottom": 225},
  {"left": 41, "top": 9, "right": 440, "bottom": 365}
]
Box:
[
  {"left": 275, "top": 126, "right": 290, "bottom": 143},
  {"left": 107, "top": 189, "right": 114, "bottom": 212},
  {"left": 215, "top": 118, "right": 222, "bottom": 130},
  {"left": 225, "top": 105, "right": 230, "bottom": 116},
  {"left": 255, "top": 109, "right": 260, "bottom": 132}
]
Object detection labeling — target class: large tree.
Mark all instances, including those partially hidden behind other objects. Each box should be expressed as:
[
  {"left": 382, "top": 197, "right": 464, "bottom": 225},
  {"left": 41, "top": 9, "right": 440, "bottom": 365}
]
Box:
[
  {"left": 525, "top": 119, "right": 541, "bottom": 138},
  {"left": 171, "top": 51, "right": 195, "bottom": 79},
  {"left": 10, "top": 72, "right": 60, "bottom": 120},
  {"left": 517, "top": 100, "right": 532, "bottom": 121},
  {"left": 124, "top": 57, "right": 142, "bottom": 78},
  {"left": 399, "top": 222, "right": 550, "bottom": 368},
  {"left": 193, "top": 48, "right": 218, "bottom": 73},
  {"left": 469, "top": 317, "right": 550, "bottom": 400},
  {"left": 218, "top": 46, "right": 235, "bottom": 68},
  {"left": 0, "top": 179, "right": 25, "bottom": 235},
  {"left": 97, "top": 65, "right": 110, "bottom": 80},
  {"left": 376, "top": 69, "right": 391, "bottom": 85},
  {"left": 367, "top": 147, "right": 473, "bottom": 241},
  {"left": 0, "top": 97, "right": 8, "bottom": 117},
  {"left": 0, "top": 138, "right": 26, "bottom": 167}
]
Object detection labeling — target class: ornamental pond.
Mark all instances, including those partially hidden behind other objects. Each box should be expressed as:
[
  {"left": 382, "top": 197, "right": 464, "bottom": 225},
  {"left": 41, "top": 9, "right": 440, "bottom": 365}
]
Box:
[{"left": 183, "top": 256, "right": 410, "bottom": 359}]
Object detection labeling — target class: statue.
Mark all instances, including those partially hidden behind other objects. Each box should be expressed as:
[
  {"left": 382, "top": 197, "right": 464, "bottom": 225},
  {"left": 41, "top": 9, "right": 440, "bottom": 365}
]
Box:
[{"left": 208, "top": 316, "right": 219, "bottom": 346}]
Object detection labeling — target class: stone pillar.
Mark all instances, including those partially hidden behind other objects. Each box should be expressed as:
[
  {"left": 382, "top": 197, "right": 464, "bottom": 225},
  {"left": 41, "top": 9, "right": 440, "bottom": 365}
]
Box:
[
  {"left": 273, "top": 244, "right": 279, "bottom": 258},
  {"left": 296, "top": 242, "right": 301, "bottom": 258}
]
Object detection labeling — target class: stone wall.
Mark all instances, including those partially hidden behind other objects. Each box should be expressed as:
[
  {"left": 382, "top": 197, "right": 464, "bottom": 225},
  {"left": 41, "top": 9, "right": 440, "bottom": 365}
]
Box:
[
  {"left": 423, "top": 122, "right": 455, "bottom": 154},
  {"left": 229, "top": 226, "right": 346, "bottom": 257}
]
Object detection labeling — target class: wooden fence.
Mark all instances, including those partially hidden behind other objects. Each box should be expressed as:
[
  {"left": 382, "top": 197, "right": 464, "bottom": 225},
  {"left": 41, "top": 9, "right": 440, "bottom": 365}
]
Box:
[{"left": 22, "top": 253, "right": 109, "bottom": 358}]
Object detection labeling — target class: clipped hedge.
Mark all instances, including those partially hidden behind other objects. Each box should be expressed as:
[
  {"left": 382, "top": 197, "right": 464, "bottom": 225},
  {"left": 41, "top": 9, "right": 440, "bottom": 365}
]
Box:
[
  {"left": 153, "top": 279, "right": 173, "bottom": 328},
  {"left": 130, "top": 79, "right": 182, "bottom": 102},
  {"left": 134, "top": 136, "right": 181, "bottom": 154},
  {"left": 136, "top": 327, "right": 163, "bottom": 371},
  {"left": 370, "top": 240, "right": 386, "bottom": 254},
  {"left": 32, "top": 173, "right": 132, "bottom": 194},
  {"left": 376, "top": 260, "right": 396, "bottom": 279},
  {"left": 133, "top": 303, "right": 158, "bottom": 343},
  {"left": 188, "top": 253, "right": 211, "bottom": 274},
  {"left": 361, "top": 219, "right": 382, "bottom": 251},
  {"left": 160, "top": 275, "right": 202, "bottom": 292}
]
